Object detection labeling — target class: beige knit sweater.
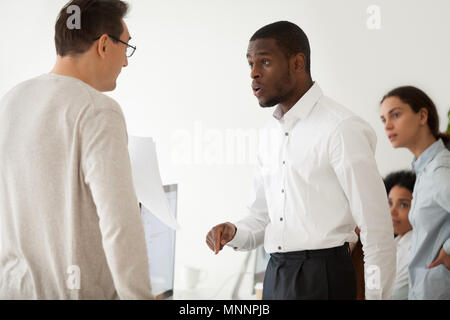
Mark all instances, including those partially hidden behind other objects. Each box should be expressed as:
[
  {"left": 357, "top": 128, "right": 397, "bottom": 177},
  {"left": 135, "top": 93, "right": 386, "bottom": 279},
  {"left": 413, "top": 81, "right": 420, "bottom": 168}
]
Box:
[{"left": 0, "top": 74, "right": 154, "bottom": 299}]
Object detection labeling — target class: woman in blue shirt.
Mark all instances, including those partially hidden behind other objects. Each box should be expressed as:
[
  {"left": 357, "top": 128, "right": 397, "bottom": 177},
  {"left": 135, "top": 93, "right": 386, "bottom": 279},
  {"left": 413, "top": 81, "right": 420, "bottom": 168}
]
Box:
[{"left": 380, "top": 86, "right": 450, "bottom": 299}]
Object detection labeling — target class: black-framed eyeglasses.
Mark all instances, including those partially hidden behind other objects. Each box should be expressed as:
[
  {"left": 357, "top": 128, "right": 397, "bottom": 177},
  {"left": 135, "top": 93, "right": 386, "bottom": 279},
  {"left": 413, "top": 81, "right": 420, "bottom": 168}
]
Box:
[{"left": 93, "top": 34, "right": 136, "bottom": 58}]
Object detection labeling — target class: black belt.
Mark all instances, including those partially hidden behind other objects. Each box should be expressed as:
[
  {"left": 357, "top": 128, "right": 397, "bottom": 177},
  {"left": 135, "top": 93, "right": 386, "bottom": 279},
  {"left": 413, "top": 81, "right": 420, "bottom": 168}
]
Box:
[{"left": 271, "top": 243, "right": 350, "bottom": 260}]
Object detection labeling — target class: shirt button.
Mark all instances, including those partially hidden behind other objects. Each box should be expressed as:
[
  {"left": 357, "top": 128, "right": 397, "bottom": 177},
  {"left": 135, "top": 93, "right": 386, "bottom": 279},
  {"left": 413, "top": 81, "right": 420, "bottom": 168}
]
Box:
[
  {"left": 281, "top": 189, "right": 285, "bottom": 193},
  {"left": 283, "top": 161, "right": 286, "bottom": 165},
  {"left": 278, "top": 246, "right": 282, "bottom": 250},
  {"left": 285, "top": 132, "right": 289, "bottom": 136},
  {"left": 280, "top": 217, "right": 283, "bottom": 221}
]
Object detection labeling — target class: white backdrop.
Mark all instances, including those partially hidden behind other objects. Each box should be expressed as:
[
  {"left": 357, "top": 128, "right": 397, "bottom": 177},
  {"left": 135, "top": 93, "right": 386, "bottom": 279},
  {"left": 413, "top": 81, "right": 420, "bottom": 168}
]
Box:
[{"left": 1, "top": 0, "right": 449, "bottom": 297}]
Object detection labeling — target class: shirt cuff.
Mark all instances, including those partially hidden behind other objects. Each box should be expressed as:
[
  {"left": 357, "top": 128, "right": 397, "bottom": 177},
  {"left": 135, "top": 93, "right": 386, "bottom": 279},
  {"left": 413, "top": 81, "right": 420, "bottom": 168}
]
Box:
[
  {"left": 444, "top": 238, "right": 450, "bottom": 255},
  {"left": 226, "top": 224, "right": 248, "bottom": 250}
]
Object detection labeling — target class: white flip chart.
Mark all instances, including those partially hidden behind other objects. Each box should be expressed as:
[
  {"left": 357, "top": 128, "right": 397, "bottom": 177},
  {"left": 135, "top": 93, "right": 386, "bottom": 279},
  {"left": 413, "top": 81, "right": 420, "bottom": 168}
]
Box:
[{"left": 128, "top": 136, "right": 180, "bottom": 230}]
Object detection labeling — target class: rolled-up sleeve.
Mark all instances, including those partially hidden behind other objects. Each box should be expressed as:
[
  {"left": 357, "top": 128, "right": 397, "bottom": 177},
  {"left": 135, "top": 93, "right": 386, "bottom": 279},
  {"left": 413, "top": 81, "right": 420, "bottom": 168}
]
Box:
[
  {"left": 329, "top": 117, "right": 396, "bottom": 300},
  {"left": 80, "top": 102, "right": 154, "bottom": 299}
]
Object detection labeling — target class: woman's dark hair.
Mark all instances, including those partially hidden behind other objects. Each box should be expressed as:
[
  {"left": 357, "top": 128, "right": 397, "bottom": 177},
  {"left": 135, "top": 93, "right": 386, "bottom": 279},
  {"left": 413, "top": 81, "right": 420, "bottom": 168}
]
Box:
[
  {"left": 383, "top": 170, "right": 416, "bottom": 195},
  {"left": 381, "top": 86, "right": 450, "bottom": 149},
  {"left": 55, "top": 0, "right": 129, "bottom": 57}
]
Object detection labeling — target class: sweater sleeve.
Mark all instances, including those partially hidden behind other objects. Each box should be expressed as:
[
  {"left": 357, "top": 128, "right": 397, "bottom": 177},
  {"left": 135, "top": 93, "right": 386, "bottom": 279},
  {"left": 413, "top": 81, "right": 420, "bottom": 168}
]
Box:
[{"left": 80, "top": 101, "right": 154, "bottom": 299}]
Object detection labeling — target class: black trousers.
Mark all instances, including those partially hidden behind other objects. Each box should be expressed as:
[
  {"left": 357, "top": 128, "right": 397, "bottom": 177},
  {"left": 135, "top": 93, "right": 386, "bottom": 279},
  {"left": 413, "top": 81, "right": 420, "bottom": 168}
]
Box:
[{"left": 262, "top": 243, "right": 357, "bottom": 300}]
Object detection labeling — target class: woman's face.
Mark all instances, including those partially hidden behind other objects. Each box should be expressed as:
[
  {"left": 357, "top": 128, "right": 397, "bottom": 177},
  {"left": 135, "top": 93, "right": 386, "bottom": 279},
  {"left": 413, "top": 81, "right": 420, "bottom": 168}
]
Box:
[
  {"left": 380, "top": 96, "right": 423, "bottom": 149},
  {"left": 388, "top": 185, "right": 413, "bottom": 236}
]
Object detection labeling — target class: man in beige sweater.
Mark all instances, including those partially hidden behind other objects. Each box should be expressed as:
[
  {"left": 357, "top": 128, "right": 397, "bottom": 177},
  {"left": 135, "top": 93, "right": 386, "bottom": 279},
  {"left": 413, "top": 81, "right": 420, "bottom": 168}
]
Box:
[{"left": 0, "top": 0, "right": 153, "bottom": 299}]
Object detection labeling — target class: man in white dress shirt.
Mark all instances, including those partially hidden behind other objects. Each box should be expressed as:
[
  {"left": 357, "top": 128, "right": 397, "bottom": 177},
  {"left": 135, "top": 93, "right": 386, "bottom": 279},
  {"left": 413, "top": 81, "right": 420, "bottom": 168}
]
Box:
[{"left": 206, "top": 21, "right": 396, "bottom": 300}]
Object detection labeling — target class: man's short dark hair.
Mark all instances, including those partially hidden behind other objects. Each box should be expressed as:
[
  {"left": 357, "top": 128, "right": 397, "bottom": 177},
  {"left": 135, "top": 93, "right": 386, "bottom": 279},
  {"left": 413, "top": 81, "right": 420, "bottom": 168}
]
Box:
[
  {"left": 250, "top": 21, "right": 311, "bottom": 75},
  {"left": 55, "top": 0, "right": 129, "bottom": 57},
  {"left": 383, "top": 170, "right": 416, "bottom": 195}
]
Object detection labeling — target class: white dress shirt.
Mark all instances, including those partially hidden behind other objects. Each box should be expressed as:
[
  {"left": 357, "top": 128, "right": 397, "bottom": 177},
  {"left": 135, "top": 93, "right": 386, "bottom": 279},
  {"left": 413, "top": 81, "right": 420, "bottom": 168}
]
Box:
[
  {"left": 228, "top": 82, "right": 396, "bottom": 300},
  {"left": 392, "top": 231, "right": 412, "bottom": 299}
]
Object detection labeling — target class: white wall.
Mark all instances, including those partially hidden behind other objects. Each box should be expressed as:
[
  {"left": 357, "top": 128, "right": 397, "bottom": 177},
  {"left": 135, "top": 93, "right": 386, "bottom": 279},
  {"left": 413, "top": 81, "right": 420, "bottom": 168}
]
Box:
[{"left": 1, "top": 0, "right": 449, "bottom": 297}]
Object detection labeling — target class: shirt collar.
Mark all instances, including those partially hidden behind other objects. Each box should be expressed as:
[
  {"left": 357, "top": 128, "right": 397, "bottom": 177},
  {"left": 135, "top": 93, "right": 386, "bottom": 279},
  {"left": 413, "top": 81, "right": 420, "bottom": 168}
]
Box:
[
  {"left": 412, "top": 139, "right": 446, "bottom": 173},
  {"left": 272, "top": 82, "right": 323, "bottom": 122}
]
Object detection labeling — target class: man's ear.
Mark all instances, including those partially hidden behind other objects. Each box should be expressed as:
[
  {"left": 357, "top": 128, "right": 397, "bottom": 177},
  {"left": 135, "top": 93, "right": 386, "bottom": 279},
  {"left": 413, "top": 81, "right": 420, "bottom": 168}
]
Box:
[
  {"left": 293, "top": 53, "right": 306, "bottom": 72},
  {"left": 96, "top": 34, "right": 109, "bottom": 58}
]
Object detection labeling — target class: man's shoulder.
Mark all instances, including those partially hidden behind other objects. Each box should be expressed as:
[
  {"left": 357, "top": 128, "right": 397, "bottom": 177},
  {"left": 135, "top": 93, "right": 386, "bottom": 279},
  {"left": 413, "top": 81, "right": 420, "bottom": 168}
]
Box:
[
  {"left": 84, "top": 87, "right": 122, "bottom": 115},
  {"left": 25, "top": 74, "right": 119, "bottom": 112},
  {"left": 1, "top": 74, "right": 124, "bottom": 129},
  {"left": 49, "top": 74, "right": 122, "bottom": 112},
  {"left": 1, "top": 75, "right": 43, "bottom": 102},
  {"left": 313, "top": 95, "right": 372, "bottom": 136},
  {"left": 316, "top": 95, "right": 356, "bottom": 124}
]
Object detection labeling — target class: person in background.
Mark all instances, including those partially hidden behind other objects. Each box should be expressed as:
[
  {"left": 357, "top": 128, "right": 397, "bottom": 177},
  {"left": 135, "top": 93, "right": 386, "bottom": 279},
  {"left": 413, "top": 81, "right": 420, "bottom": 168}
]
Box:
[
  {"left": 384, "top": 170, "right": 416, "bottom": 299},
  {"left": 0, "top": 0, "right": 153, "bottom": 299},
  {"left": 380, "top": 86, "right": 450, "bottom": 299},
  {"left": 206, "top": 21, "right": 396, "bottom": 300}
]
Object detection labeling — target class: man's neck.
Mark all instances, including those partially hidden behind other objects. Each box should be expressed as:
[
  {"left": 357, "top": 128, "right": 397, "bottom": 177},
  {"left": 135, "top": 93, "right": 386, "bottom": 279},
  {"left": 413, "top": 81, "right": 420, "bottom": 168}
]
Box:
[
  {"left": 51, "top": 56, "right": 95, "bottom": 89},
  {"left": 278, "top": 78, "right": 314, "bottom": 115}
]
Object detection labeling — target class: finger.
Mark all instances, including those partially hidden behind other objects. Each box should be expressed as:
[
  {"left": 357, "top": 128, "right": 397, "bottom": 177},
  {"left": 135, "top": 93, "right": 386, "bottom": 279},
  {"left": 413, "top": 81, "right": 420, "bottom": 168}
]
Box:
[
  {"left": 214, "top": 228, "right": 223, "bottom": 255},
  {"left": 206, "top": 237, "right": 214, "bottom": 251},
  {"left": 206, "top": 230, "right": 217, "bottom": 250},
  {"left": 428, "top": 257, "right": 442, "bottom": 269},
  {"left": 206, "top": 231, "right": 213, "bottom": 243}
]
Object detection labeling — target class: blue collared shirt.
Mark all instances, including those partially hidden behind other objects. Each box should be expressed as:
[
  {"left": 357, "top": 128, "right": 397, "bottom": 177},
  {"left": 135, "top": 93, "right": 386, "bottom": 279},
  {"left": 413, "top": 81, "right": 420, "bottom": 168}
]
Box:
[{"left": 408, "top": 139, "right": 450, "bottom": 299}]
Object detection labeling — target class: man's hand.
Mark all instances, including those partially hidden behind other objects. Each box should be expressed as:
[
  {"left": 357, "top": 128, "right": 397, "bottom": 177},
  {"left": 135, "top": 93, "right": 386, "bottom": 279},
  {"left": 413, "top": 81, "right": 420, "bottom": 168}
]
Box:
[
  {"left": 206, "top": 222, "right": 237, "bottom": 255},
  {"left": 428, "top": 247, "right": 450, "bottom": 270}
]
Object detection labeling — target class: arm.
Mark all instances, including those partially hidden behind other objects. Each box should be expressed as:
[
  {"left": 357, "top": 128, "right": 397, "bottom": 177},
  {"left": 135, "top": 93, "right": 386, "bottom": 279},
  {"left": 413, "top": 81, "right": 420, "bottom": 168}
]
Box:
[
  {"left": 434, "top": 166, "right": 450, "bottom": 254},
  {"left": 428, "top": 165, "right": 450, "bottom": 268},
  {"left": 80, "top": 103, "right": 154, "bottom": 299},
  {"left": 329, "top": 117, "right": 396, "bottom": 300}
]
